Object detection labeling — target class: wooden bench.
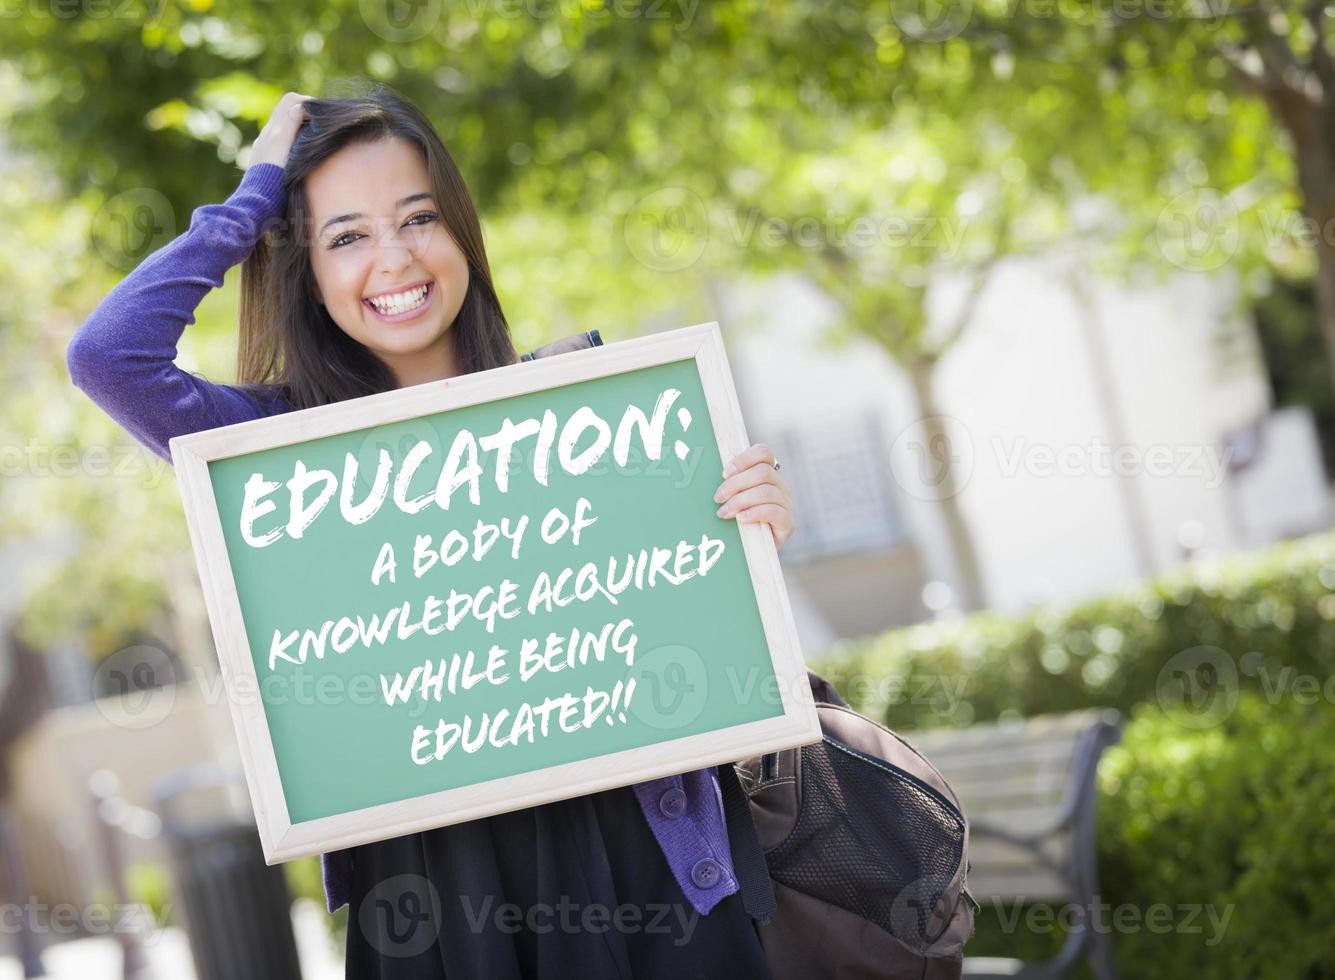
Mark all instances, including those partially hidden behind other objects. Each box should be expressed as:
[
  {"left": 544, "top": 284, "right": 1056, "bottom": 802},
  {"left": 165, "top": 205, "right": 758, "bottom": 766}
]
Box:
[{"left": 906, "top": 708, "right": 1123, "bottom": 980}]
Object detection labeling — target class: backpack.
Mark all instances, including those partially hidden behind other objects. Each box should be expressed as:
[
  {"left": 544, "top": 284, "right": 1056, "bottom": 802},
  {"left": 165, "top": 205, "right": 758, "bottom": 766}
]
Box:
[{"left": 719, "top": 672, "right": 977, "bottom": 980}]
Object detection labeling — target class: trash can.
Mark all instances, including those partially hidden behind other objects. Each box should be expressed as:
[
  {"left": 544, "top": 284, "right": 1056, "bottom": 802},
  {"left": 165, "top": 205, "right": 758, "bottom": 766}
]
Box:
[{"left": 153, "top": 765, "right": 303, "bottom": 980}]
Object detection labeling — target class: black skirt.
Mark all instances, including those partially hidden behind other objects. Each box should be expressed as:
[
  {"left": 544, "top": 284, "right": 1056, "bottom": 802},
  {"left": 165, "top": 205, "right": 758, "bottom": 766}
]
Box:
[{"left": 344, "top": 784, "right": 773, "bottom": 979}]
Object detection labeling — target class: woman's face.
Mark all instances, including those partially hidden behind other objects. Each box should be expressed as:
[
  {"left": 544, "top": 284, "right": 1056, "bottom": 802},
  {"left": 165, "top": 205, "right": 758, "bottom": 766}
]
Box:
[{"left": 305, "top": 136, "right": 471, "bottom": 387}]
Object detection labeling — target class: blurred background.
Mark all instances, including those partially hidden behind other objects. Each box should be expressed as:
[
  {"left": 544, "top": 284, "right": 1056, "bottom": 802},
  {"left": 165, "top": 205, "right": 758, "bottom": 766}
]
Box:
[{"left": 2, "top": 1, "right": 1334, "bottom": 977}]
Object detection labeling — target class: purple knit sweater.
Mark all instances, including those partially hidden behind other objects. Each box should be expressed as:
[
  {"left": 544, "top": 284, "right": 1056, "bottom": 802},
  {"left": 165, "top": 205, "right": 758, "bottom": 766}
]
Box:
[{"left": 66, "top": 162, "right": 738, "bottom": 916}]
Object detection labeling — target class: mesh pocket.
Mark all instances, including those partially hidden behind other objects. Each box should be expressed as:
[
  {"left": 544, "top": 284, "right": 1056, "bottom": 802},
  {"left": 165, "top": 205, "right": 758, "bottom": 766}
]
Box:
[{"left": 764, "top": 735, "right": 965, "bottom": 949}]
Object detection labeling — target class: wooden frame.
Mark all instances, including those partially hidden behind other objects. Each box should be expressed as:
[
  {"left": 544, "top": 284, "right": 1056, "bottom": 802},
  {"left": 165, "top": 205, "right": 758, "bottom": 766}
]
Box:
[{"left": 170, "top": 321, "right": 821, "bottom": 864}]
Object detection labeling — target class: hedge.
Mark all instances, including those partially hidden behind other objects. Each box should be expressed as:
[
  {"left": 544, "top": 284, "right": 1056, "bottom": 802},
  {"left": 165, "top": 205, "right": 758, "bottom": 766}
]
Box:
[
  {"left": 811, "top": 529, "right": 1335, "bottom": 731},
  {"left": 810, "top": 529, "right": 1335, "bottom": 979}
]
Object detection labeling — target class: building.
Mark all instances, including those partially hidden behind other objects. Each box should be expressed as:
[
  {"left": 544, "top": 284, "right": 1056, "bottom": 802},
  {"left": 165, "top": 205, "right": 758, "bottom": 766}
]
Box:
[{"left": 718, "top": 257, "right": 1331, "bottom": 649}]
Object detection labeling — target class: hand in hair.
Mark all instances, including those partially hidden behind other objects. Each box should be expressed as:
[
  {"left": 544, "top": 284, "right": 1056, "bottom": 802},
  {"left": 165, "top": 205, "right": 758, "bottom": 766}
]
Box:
[{"left": 246, "top": 91, "right": 315, "bottom": 172}]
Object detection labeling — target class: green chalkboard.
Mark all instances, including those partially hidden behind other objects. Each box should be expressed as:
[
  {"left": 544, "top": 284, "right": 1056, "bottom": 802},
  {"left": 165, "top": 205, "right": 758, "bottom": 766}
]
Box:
[{"left": 173, "top": 324, "right": 819, "bottom": 860}]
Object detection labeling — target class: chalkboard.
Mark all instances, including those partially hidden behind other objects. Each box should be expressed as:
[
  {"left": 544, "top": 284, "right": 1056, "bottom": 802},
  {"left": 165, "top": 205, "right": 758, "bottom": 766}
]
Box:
[{"left": 171, "top": 322, "right": 820, "bottom": 863}]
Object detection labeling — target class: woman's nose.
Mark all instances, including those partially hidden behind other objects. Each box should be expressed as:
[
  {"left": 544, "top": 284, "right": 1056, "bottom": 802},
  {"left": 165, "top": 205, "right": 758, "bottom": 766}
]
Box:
[
  {"left": 376, "top": 242, "right": 414, "bottom": 275},
  {"left": 373, "top": 229, "right": 417, "bottom": 273}
]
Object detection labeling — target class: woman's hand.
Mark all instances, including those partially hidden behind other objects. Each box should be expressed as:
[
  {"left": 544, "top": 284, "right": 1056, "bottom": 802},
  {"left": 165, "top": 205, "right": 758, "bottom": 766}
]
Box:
[
  {"left": 714, "top": 442, "right": 796, "bottom": 549},
  {"left": 247, "top": 91, "right": 314, "bottom": 171}
]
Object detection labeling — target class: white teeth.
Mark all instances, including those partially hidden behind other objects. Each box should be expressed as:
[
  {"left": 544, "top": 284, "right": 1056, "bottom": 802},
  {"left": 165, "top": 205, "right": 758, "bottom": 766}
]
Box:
[{"left": 367, "top": 284, "right": 428, "bottom": 315}]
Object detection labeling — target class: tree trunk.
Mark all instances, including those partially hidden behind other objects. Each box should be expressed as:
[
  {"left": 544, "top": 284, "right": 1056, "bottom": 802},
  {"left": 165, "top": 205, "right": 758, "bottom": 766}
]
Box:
[
  {"left": 1283, "top": 90, "right": 1335, "bottom": 414},
  {"left": 905, "top": 359, "right": 987, "bottom": 613},
  {"left": 1311, "top": 216, "right": 1335, "bottom": 411},
  {"left": 1067, "top": 268, "right": 1158, "bottom": 576}
]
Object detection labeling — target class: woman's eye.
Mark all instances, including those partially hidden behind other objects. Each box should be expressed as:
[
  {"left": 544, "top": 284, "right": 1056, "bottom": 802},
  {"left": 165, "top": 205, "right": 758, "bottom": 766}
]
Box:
[{"left": 328, "top": 212, "right": 437, "bottom": 249}]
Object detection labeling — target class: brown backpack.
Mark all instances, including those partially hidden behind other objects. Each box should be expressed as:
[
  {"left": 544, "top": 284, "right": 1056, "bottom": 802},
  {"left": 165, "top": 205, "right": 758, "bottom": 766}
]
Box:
[{"left": 720, "top": 672, "right": 976, "bottom": 979}]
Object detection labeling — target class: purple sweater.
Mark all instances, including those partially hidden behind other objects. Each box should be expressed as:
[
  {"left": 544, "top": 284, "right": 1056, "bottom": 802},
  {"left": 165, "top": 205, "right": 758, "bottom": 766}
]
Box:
[{"left": 66, "top": 162, "right": 739, "bottom": 916}]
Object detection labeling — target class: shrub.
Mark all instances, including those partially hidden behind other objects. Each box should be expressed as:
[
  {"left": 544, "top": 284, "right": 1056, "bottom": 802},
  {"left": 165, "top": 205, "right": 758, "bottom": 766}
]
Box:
[
  {"left": 809, "top": 530, "right": 1335, "bottom": 979},
  {"left": 1094, "top": 696, "right": 1335, "bottom": 979},
  {"left": 813, "top": 530, "right": 1335, "bottom": 731}
]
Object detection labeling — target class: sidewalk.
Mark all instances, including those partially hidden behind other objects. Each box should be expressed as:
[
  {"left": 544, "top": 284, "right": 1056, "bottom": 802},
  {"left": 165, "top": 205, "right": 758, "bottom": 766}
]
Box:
[{"left": 0, "top": 899, "right": 343, "bottom": 980}]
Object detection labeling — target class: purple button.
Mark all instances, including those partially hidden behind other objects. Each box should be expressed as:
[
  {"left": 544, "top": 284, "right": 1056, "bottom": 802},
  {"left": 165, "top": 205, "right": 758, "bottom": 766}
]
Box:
[
  {"left": 690, "top": 857, "right": 723, "bottom": 889},
  {"left": 658, "top": 788, "right": 687, "bottom": 819}
]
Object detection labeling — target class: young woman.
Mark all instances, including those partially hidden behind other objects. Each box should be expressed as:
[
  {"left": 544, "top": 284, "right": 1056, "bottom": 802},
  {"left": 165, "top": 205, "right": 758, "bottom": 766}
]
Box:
[{"left": 67, "top": 85, "right": 797, "bottom": 978}]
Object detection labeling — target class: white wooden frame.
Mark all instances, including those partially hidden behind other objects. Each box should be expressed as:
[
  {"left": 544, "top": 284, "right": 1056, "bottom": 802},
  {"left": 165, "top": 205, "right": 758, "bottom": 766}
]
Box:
[{"left": 170, "top": 321, "right": 821, "bottom": 864}]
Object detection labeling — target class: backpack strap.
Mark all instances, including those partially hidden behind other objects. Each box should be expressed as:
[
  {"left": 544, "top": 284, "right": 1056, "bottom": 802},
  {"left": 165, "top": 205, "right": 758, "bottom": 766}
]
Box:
[
  {"left": 519, "top": 329, "right": 603, "bottom": 361},
  {"left": 717, "top": 762, "right": 777, "bottom": 925}
]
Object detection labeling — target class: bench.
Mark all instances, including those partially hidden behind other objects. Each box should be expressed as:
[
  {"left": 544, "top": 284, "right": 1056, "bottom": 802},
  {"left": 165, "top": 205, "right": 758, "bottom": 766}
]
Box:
[{"left": 906, "top": 708, "right": 1123, "bottom": 980}]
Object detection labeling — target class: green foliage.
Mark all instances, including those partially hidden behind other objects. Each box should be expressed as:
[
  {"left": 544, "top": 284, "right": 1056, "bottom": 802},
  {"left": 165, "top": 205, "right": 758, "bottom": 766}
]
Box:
[
  {"left": 1253, "top": 274, "right": 1335, "bottom": 473},
  {"left": 816, "top": 531, "right": 1335, "bottom": 978},
  {"left": 813, "top": 530, "right": 1335, "bottom": 731},
  {"left": 124, "top": 858, "right": 175, "bottom": 928},
  {"left": 1094, "top": 696, "right": 1335, "bottom": 979},
  {"left": 4, "top": 0, "right": 1323, "bottom": 647},
  {"left": 963, "top": 697, "right": 1335, "bottom": 979}
]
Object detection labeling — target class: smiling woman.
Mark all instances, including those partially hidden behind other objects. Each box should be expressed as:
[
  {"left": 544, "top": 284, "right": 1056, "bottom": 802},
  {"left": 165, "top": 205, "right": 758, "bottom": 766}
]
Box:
[
  {"left": 68, "top": 84, "right": 794, "bottom": 979},
  {"left": 232, "top": 95, "right": 522, "bottom": 414},
  {"left": 304, "top": 138, "right": 472, "bottom": 388}
]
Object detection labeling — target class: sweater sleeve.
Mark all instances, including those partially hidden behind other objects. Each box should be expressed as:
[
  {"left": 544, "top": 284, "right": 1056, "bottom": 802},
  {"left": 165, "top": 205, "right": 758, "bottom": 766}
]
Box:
[{"left": 66, "top": 163, "right": 292, "bottom": 462}]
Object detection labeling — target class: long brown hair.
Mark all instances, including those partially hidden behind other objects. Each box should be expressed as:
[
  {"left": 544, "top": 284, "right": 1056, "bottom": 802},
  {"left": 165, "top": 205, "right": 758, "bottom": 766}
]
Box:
[{"left": 237, "top": 83, "right": 516, "bottom": 410}]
